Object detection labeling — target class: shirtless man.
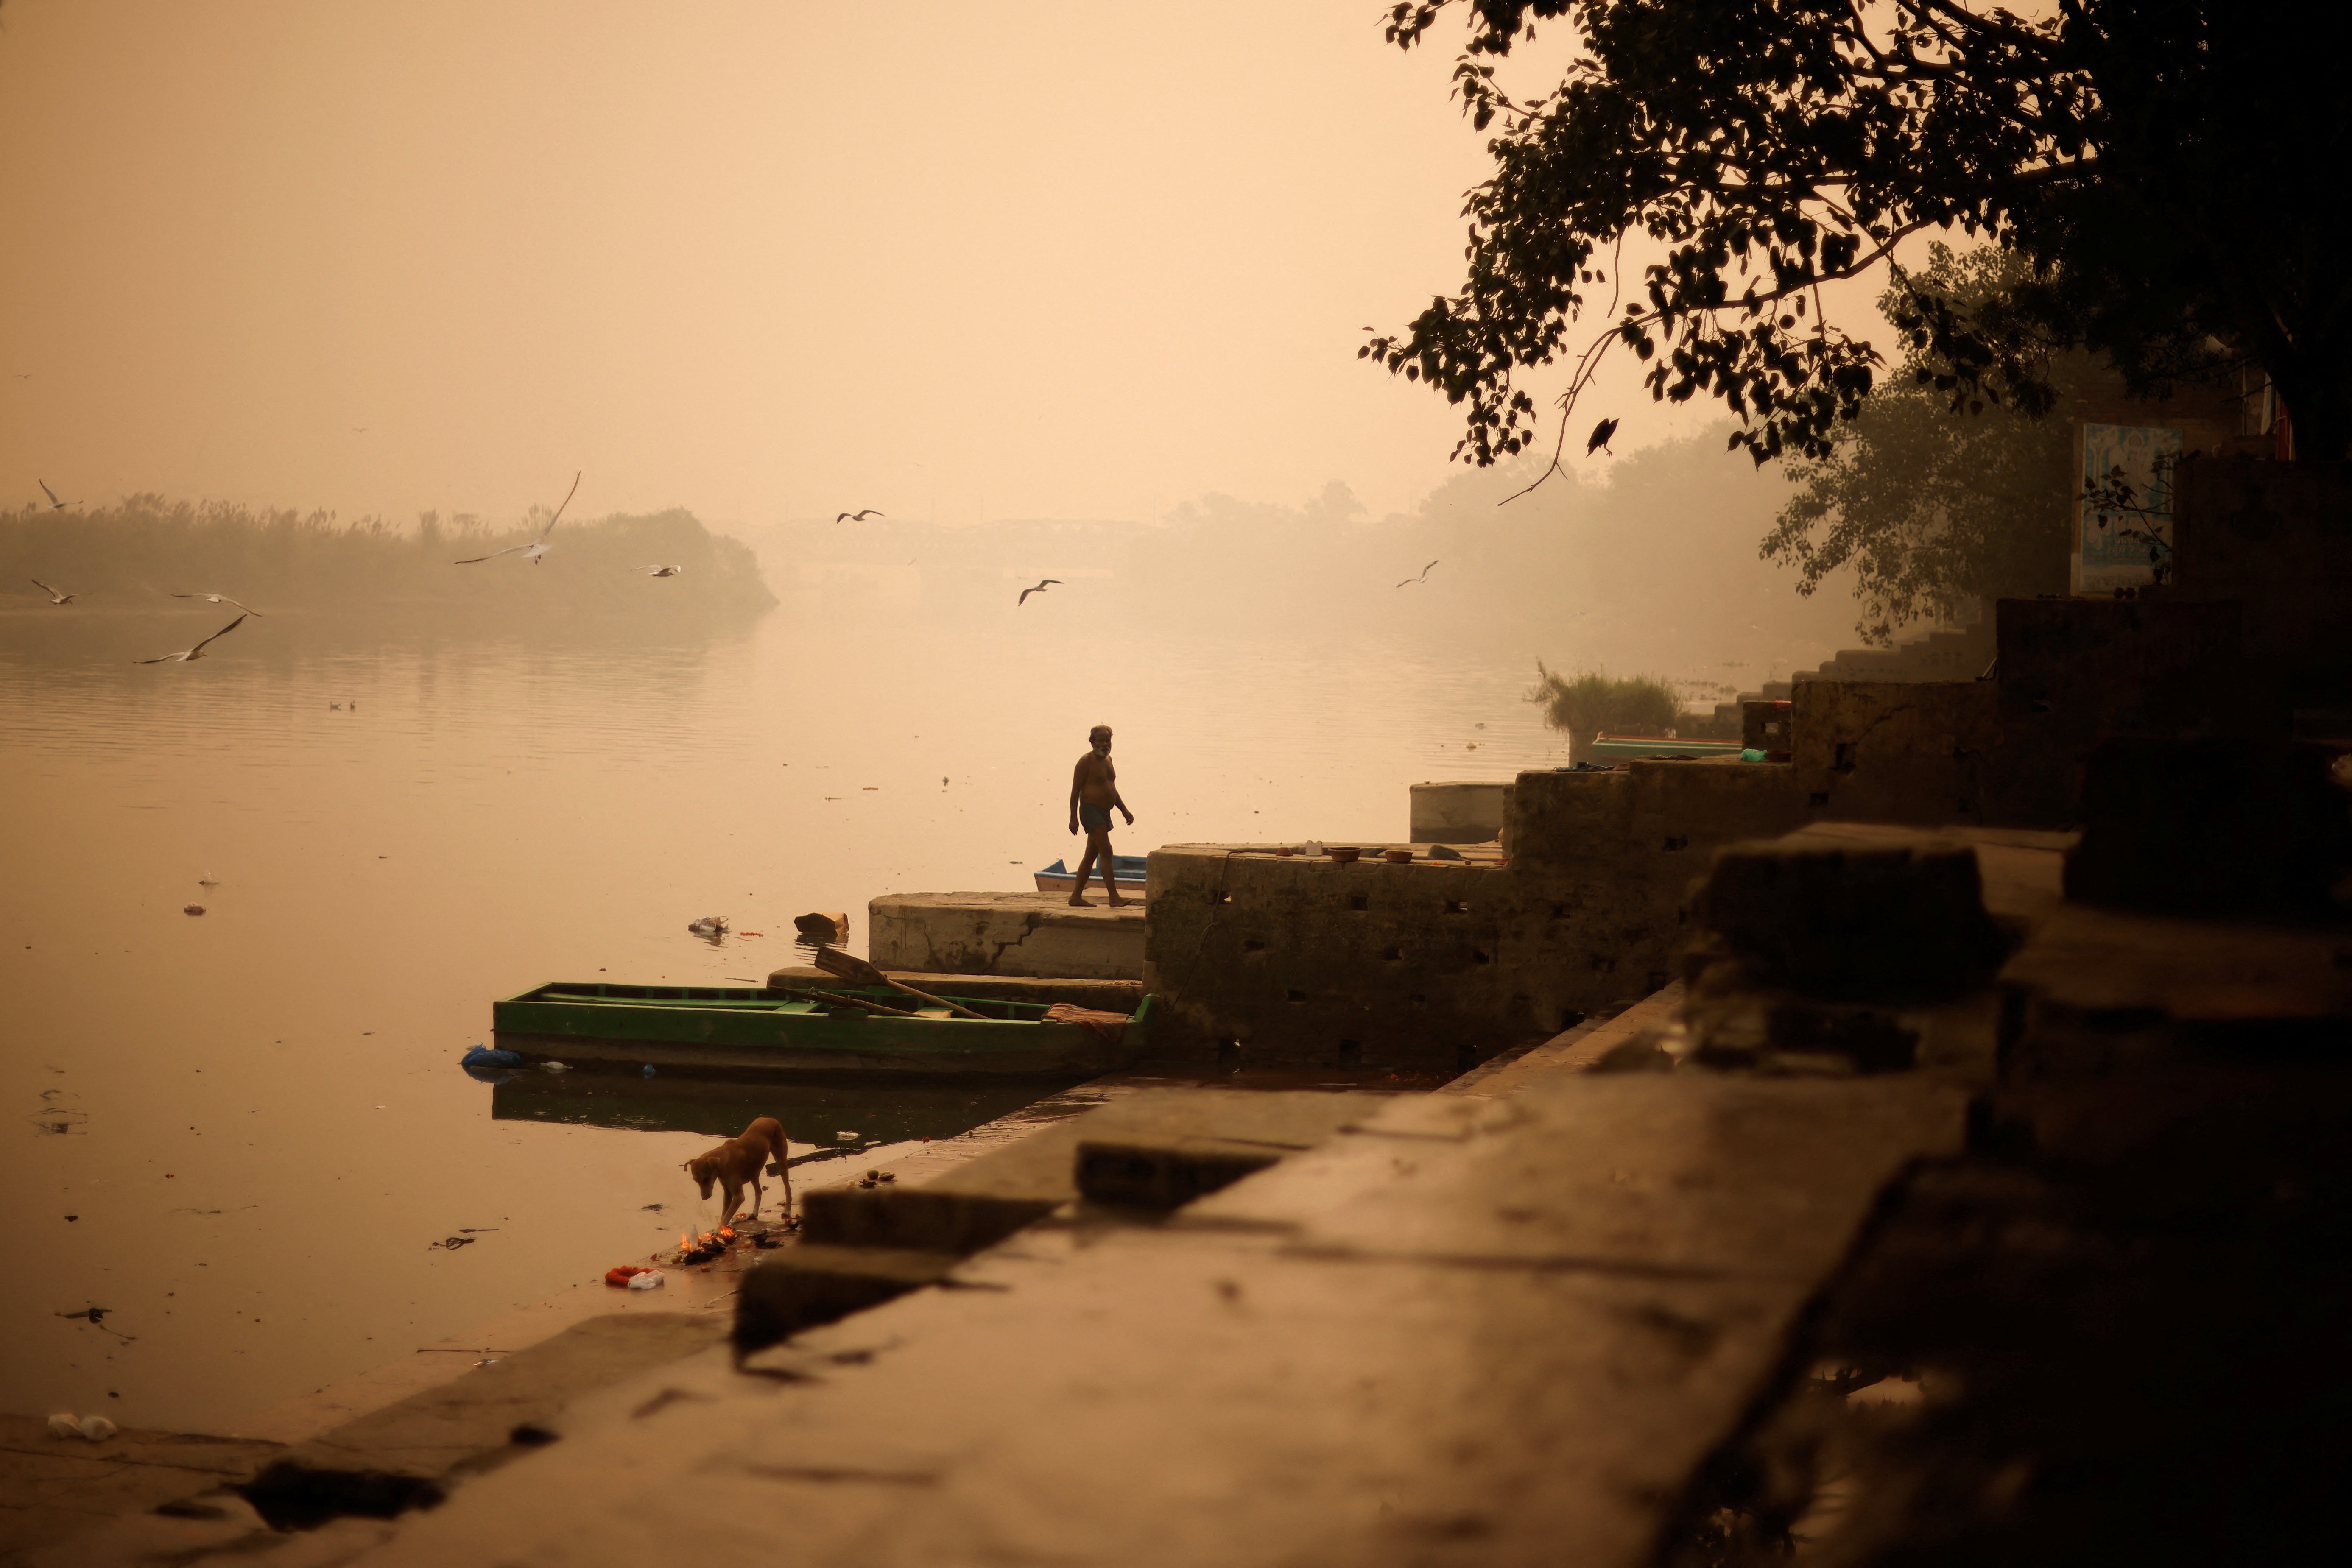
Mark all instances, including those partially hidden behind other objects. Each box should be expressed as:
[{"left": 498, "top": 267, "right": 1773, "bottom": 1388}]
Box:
[{"left": 1066, "top": 724, "right": 1135, "bottom": 907}]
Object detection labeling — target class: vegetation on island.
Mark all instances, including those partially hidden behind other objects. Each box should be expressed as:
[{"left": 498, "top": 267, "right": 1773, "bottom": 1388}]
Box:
[
  {"left": 1365, "top": 1, "right": 2348, "bottom": 465},
  {"left": 1525, "top": 664, "right": 1683, "bottom": 759},
  {"left": 2, "top": 496, "right": 775, "bottom": 622}
]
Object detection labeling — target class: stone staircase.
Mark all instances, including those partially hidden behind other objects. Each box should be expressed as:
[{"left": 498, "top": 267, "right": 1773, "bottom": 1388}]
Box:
[{"left": 1710, "top": 617, "right": 1994, "bottom": 731}]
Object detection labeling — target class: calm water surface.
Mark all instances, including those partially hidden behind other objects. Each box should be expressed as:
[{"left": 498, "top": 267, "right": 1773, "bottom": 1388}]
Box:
[{"left": 0, "top": 573, "right": 1584, "bottom": 1431}]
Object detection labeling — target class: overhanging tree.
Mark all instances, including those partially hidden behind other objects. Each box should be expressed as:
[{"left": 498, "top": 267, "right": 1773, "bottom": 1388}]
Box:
[
  {"left": 1765, "top": 244, "right": 2079, "bottom": 643},
  {"left": 1365, "top": 1, "right": 2352, "bottom": 469}
]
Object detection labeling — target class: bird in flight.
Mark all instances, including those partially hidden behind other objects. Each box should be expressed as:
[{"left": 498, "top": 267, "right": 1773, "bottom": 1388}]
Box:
[
  {"left": 1397, "top": 559, "right": 1439, "bottom": 588},
  {"left": 455, "top": 471, "right": 580, "bottom": 566},
  {"left": 1586, "top": 417, "right": 1620, "bottom": 456},
  {"left": 137, "top": 614, "right": 246, "bottom": 664},
  {"left": 172, "top": 591, "right": 263, "bottom": 616},
  {"left": 38, "top": 481, "right": 73, "bottom": 510},
  {"left": 29, "top": 578, "right": 82, "bottom": 605},
  {"left": 639, "top": 564, "right": 684, "bottom": 577},
  {"left": 1017, "top": 578, "right": 1062, "bottom": 606},
  {"left": 835, "top": 508, "right": 885, "bottom": 523}
]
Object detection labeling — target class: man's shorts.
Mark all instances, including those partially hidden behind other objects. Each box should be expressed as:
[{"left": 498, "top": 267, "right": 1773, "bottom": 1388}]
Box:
[{"left": 1079, "top": 804, "right": 1114, "bottom": 834}]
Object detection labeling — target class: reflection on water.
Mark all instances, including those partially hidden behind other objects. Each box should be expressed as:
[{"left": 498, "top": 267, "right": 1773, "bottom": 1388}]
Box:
[
  {"left": 492, "top": 1067, "right": 1076, "bottom": 1145},
  {"left": 0, "top": 571, "right": 1592, "bottom": 1433}
]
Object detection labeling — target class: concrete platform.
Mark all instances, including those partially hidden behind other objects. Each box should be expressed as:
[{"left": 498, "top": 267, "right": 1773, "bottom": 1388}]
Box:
[{"left": 868, "top": 891, "right": 1146, "bottom": 980}]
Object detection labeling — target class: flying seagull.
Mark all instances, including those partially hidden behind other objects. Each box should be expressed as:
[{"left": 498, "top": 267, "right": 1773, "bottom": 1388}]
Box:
[
  {"left": 639, "top": 564, "right": 684, "bottom": 577},
  {"left": 38, "top": 481, "right": 73, "bottom": 510},
  {"left": 136, "top": 614, "right": 246, "bottom": 664},
  {"left": 835, "top": 509, "right": 885, "bottom": 523},
  {"left": 1017, "top": 578, "right": 1062, "bottom": 606},
  {"left": 29, "top": 578, "right": 82, "bottom": 605},
  {"left": 171, "top": 591, "right": 263, "bottom": 615},
  {"left": 454, "top": 471, "right": 581, "bottom": 566},
  {"left": 1397, "top": 559, "right": 1439, "bottom": 588},
  {"left": 1586, "top": 417, "right": 1620, "bottom": 456}
]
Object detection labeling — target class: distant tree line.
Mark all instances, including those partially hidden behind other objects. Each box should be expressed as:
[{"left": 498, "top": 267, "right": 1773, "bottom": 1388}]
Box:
[{"left": 2, "top": 496, "right": 775, "bottom": 622}]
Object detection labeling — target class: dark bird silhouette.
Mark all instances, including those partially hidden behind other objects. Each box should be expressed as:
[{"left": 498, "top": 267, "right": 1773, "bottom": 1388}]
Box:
[
  {"left": 1397, "top": 559, "right": 1439, "bottom": 588},
  {"left": 137, "top": 614, "right": 246, "bottom": 664},
  {"left": 29, "top": 578, "right": 82, "bottom": 605},
  {"left": 455, "top": 471, "right": 580, "bottom": 566},
  {"left": 1017, "top": 578, "right": 1063, "bottom": 606},
  {"left": 172, "top": 592, "right": 263, "bottom": 616},
  {"left": 835, "top": 509, "right": 885, "bottom": 523},
  {"left": 38, "top": 481, "right": 73, "bottom": 510},
  {"left": 1586, "top": 417, "right": 1620, "bottom": 456}
]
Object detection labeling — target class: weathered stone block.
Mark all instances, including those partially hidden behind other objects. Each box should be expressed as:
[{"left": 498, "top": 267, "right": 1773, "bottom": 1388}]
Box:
[
  {"left": 2173, "top": 453, "right": 2352, "bottom": 714},
  {"left": 1989, "top": 597, "right": 2246, "bottom": 827},
  {"left": 1697, "top": 837, "right": 2009, "bottom": 1000},
  {"left": 2063, "top": 737, "right": 2352, "bottom": 918}
]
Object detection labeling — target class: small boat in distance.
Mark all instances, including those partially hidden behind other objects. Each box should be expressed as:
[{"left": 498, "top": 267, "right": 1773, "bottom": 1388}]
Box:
[
  {"left": 1033, "top": 854, "right": 1148, "bottom": 899},
  {"left": 491, "top": 981, "right": 1151, "bottom": 1076},
  {"left": 1587, "top": 734, "right": 1747, "bottom": 762}
]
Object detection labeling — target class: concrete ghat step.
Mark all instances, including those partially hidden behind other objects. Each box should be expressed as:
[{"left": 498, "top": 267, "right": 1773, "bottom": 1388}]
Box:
[
  {"left": 756, "top": 1089, "right": 1391, "bottom": 1346},
  {"left": 234, "top": 1314, "right": 725, "bottom": 1530},
  {"left": 0, "top": 1418, "right": 287, "bottom": 1563},
  {"left": 294, "top": 1074, "right": 1964, "bottom": 1568},
  {"left": 868, "top": 891, "right": 1146, "bottom": 980}
]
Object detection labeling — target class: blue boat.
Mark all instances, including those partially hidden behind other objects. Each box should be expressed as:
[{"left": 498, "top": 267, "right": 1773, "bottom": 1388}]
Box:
[{"left": 1033, "top": 854, "right": 1148, "bottom": 898}]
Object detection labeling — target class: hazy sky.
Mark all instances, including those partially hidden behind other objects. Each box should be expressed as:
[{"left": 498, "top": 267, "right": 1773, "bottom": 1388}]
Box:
[{"left": 0, "top": 0, "right": 1896, "bottom": 530}]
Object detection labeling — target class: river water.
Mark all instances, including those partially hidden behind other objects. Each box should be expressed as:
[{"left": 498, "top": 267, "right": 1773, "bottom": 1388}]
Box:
[{"left": 0, "top": 558, "right": 1632, "bottom": 1433}]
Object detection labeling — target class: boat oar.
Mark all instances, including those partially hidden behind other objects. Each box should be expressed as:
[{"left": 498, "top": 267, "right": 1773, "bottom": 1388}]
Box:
[
  {"left": 768, "top": 985, "right": 922, "bottom": 1018},
  {"left": 809, "top": 946, "right": 989, "bottom": 1020}
]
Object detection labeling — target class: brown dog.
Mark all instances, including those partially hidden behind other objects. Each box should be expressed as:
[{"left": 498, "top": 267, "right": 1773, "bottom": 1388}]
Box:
[{"left": 684, "top": 1116, "right": 790, "bottom": 1226}]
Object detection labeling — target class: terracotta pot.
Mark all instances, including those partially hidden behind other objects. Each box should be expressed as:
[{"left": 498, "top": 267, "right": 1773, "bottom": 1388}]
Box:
[
  {"left": 1325, "top": 846, "right": 1361, "bottom": 864},
  {"left": 1382, "top": 848, "right": 1414, "bottom": 864}
]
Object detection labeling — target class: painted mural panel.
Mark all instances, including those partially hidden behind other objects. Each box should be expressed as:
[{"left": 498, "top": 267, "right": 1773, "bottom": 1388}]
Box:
[{"left": 2077, "top": 421, "right": 2183, "bottom": 591}]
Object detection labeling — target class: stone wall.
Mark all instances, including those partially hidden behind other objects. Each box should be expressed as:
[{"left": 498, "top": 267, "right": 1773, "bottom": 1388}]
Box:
[{"left": 1142, "top": 762, "right": 1810, "bottom": 1070}]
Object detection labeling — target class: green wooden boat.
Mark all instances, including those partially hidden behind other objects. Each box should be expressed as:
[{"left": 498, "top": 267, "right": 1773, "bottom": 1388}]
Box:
[
  {"left": 491, "top": 981, "right": 1152, "bottom": 1077},
  {"left": 1587, "top": 733, "right": 1746, "bottom": 761}
]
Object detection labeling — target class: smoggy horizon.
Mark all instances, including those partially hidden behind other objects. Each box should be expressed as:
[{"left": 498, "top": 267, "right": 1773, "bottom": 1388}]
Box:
[{"left": 0, "top": 0, "right": 1916, "bottom": 538}]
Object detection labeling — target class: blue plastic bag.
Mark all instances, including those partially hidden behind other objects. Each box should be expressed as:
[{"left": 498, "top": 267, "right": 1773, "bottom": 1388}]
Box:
[{"left": 462, "top": 1043, "right": 522, "bottom": 1069}]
